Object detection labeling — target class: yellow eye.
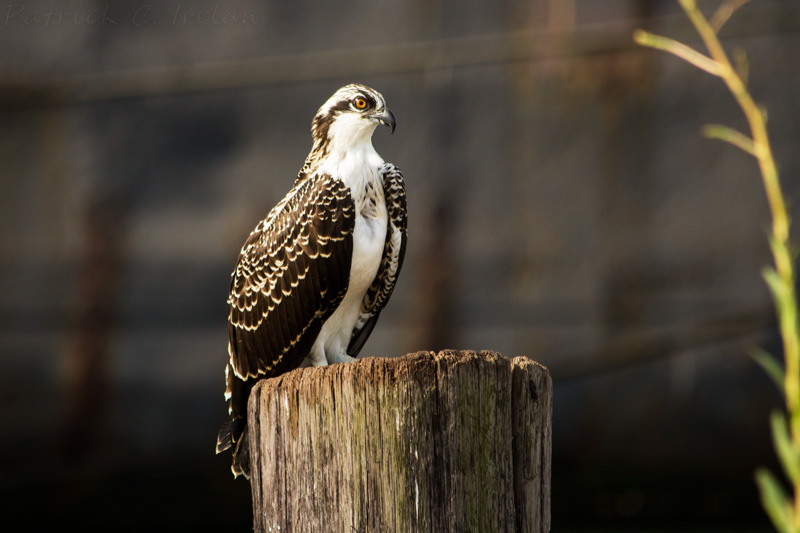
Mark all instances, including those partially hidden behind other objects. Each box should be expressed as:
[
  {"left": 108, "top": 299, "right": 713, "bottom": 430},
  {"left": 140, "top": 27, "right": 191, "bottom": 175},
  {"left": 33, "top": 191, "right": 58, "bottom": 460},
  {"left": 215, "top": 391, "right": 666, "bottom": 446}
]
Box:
[{"left": 354, "top": 97, "right": 367, "bottom": 109}]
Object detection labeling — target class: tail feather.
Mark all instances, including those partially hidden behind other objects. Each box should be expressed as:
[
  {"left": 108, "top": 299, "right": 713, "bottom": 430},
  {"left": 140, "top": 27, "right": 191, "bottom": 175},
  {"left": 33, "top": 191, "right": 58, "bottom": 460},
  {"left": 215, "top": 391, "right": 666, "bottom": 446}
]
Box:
[
  {"left": 216, "top": 420, "right": 233, "bottom": 453},
  {"left": 218, "top": 416, "right": 250, "bottom": 479},
  {"left": 219, "top": 359, "right": 253, "bottom": 479},
  {"left": 231, "top": 426, "right": 250, "bottom": 479}
]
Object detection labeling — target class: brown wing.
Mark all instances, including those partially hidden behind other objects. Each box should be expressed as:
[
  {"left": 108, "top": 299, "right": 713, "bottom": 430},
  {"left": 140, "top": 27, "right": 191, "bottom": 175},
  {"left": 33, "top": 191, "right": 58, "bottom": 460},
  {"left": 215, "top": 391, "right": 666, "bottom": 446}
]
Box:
[
  {"left": 217, "top": 173, "right": 354, "bottom": 477},
  {"left": 228, "top": 173, "right": 355, "bottom": 379},
  {"left": 347, "top": 163, "right": 408, "bottom": 356}
]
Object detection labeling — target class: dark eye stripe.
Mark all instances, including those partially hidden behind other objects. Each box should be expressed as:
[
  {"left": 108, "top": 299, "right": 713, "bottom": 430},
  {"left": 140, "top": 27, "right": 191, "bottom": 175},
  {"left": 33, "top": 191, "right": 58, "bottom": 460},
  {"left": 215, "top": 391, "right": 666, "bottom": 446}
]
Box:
[{"left": 324, "top": 92, "right": 378, "bottom": 117}]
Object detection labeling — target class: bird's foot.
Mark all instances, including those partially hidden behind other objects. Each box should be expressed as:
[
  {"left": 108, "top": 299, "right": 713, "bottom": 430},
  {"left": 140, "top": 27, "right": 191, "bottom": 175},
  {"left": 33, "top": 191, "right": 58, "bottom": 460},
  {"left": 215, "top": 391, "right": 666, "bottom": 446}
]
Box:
[{"left": 326, "top": 352, "right": 357, "bottom": 365}]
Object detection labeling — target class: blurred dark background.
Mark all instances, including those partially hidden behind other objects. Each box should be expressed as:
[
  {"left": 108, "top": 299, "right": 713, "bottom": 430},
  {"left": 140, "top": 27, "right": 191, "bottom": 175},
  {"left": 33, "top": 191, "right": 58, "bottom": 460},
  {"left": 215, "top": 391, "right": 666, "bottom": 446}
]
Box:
[{"left": 2, "top": 0, "right": 799, "bottom": 530}]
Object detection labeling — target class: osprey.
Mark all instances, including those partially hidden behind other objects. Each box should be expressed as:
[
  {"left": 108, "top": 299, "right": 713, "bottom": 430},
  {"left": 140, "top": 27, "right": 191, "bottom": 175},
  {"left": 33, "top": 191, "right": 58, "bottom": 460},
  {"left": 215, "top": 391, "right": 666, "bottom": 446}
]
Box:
[{"left": 216, "top": 84, "right": 407, "bottom": 478}]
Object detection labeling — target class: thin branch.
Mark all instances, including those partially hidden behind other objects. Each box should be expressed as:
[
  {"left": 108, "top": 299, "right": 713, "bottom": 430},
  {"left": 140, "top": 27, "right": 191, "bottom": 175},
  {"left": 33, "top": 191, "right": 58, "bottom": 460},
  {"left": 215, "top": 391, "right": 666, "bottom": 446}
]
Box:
[
  {"left": 702, "top": 124, "right": 757, "bottom": 156},
  {"left": 633, "top": 29, "right": 722, "bottom": 76},
  {"left": 711, "top": 0, "right": 752, "bottom": 33}
]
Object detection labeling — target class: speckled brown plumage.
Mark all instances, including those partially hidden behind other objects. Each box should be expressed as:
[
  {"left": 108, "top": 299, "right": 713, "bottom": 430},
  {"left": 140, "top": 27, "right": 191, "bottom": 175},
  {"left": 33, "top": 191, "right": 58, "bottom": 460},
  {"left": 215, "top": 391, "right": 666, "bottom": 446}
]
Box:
[{"left": 216, "top": 84, "right": 407, "bottom": 479}]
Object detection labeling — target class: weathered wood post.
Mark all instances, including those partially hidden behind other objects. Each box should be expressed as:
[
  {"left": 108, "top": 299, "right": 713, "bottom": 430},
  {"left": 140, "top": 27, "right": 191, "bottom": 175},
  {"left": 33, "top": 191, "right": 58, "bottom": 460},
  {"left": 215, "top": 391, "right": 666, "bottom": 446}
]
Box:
[{"left": 248, "top": 350, "right": 552, "bottom": 532}]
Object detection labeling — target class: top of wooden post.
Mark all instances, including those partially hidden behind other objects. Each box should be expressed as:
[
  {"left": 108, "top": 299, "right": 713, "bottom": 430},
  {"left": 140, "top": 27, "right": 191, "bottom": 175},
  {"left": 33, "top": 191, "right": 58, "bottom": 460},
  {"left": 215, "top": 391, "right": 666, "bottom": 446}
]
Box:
[{"left": 248, "top": 350, "right": 552, "bottom": 533}]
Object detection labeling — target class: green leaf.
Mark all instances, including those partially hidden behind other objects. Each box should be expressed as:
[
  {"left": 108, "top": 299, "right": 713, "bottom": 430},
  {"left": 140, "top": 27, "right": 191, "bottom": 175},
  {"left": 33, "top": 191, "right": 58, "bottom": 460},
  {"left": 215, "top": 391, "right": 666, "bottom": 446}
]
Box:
[
  {"left": 763, "top": 265, "right": 788, "bottom": 305},
  {"left": 755, "top": 468, "right": 794, "bottom": 533},
  {"left": 751, "top": 348, "right": 786, "bottom": 395},
  {"left": 771, "top": 411, "right": 800, "bottom": 486},
  {"left": 733, "top": 47, "right": 749, "bottom": 87}
]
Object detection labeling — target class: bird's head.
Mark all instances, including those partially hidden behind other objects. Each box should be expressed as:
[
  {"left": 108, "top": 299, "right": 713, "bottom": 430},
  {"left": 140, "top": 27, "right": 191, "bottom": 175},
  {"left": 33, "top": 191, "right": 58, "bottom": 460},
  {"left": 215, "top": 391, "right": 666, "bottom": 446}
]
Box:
[{"left": 310, "top": 84, "right": 395, "bottom": 151}]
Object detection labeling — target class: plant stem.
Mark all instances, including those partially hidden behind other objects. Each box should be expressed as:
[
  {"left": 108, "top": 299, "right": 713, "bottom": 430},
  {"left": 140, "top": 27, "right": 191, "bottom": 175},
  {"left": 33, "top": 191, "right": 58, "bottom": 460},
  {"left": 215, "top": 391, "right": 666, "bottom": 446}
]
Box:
[
  {"left": 679, "top": 0, "right": 787, "bottom": 242},
  {"left": 678, "top": 0, "right": 800, "bottom": 525},
  {"left": 636, "top": 1, "right": 800, "bottom": 529}
]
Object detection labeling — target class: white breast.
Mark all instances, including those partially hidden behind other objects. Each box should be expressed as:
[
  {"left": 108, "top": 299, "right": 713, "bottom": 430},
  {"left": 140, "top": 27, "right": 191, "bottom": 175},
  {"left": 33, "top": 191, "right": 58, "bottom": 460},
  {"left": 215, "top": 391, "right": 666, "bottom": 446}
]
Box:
[{"left": 310, "top": 140, "right": 388, "bottom": 362}]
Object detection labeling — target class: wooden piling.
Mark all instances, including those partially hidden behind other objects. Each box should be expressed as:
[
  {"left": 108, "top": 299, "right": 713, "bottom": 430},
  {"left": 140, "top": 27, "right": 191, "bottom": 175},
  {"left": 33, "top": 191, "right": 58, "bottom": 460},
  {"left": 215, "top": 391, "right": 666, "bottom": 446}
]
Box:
[{"left": 248, "top": 350, "right": 551, "bottom": 532}]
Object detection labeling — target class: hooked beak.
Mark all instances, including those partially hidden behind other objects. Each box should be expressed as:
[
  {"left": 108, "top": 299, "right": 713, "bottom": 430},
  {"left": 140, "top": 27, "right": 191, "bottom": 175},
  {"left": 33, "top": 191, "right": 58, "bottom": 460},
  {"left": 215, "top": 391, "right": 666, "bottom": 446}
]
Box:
[{"left": 372, "top": 108, "right": 396, "bottom": 134}]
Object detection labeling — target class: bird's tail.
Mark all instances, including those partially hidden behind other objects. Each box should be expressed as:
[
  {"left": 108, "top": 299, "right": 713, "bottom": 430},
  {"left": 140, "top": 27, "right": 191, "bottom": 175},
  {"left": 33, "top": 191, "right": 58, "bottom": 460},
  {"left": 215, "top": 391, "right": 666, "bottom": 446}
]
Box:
[
  {"left": 216, "top": 420, "right": 233, "bottom": 453},
  {"left": 216, "top": 418, "right": 250, "bottom": 479},
  {"left": 231, "top": 426, "right": 250, "bottom": 479}
]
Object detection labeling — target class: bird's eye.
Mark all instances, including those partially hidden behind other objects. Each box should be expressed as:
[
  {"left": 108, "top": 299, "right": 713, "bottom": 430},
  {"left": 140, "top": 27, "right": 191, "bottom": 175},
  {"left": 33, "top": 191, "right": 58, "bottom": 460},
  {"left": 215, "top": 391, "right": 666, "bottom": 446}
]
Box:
[{"left": 353, "top": 97, "right": 367, "bottom": 110}]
